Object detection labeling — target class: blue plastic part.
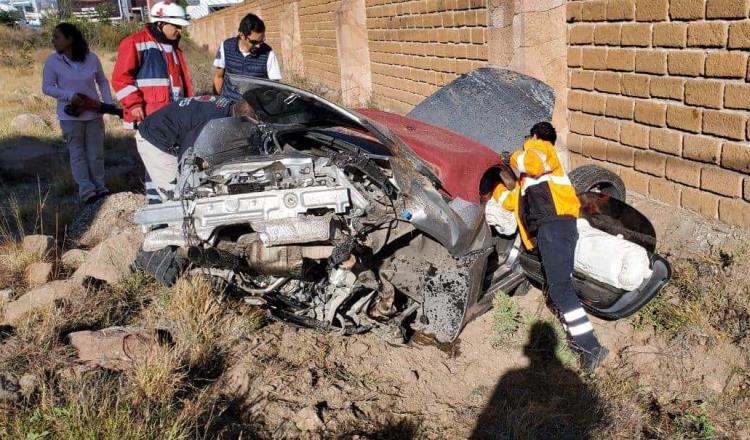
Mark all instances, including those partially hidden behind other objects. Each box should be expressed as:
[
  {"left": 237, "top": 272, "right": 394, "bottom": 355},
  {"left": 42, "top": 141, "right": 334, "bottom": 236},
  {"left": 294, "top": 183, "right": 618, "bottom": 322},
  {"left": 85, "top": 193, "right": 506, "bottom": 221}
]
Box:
[{"left": 400, "top": 209, "right": 413, "bottom": 220}]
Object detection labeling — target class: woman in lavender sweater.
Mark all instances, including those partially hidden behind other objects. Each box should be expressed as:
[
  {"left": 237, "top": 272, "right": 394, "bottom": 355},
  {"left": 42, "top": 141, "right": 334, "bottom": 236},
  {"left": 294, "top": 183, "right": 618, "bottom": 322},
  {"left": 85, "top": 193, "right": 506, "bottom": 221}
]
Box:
[{"left": 42, "top": 23, "right": 112, "bottom": 204}]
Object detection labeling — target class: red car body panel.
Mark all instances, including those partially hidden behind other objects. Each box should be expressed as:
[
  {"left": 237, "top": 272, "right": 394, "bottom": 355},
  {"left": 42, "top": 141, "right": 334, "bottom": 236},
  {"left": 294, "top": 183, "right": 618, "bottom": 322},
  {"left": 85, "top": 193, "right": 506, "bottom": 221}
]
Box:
[{"left": 356, "top": 109, "right": 501, "bottom": 204}]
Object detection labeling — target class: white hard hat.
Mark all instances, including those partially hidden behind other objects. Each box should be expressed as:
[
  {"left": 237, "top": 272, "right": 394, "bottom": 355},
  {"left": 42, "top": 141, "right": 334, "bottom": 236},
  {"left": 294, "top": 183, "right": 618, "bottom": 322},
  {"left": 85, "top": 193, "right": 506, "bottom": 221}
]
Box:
[{"left": 150, "top": 1, "right": 190, "bottom": 27}]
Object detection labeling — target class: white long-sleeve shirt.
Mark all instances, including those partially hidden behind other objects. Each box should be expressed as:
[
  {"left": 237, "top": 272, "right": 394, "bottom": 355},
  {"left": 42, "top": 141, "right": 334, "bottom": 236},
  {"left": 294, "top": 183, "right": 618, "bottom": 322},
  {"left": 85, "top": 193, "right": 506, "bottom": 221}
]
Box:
[{"left": 42, "top": 51, "right": 113, "bottom": 121}]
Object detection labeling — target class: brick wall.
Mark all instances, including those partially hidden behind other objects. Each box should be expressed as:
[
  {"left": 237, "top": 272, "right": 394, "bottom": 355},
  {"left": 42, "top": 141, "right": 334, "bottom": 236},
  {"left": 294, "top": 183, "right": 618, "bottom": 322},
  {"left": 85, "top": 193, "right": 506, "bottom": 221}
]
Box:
[
  {"left": 567, "top": 0, "right": 750, "bottom": 227},
  {"left": 299, "top": 0, "right": 343, "bottom": 92},
  {"left": 365, "top": 0, "right": 489, "bottom": 114},
  {"left": 190, "top": 1, "right": 490, "bottom": 114}
]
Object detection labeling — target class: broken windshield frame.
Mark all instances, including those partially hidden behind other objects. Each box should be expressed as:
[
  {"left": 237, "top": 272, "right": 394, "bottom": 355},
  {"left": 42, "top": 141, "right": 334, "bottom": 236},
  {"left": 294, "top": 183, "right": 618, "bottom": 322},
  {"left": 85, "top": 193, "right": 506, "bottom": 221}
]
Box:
[{"left": 224, "top": 74, "right": 442, "bottom": 187}]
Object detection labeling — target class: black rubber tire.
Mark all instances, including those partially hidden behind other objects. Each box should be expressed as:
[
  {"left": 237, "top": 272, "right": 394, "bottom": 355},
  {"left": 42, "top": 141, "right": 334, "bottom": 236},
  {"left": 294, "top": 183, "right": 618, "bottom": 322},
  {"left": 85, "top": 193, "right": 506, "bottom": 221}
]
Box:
[
  {"left": 133, "top": 246, "right": 188, "bottom": 287},
  {"left": 569, "top": 165, "right": 627, "bottom": 202}
]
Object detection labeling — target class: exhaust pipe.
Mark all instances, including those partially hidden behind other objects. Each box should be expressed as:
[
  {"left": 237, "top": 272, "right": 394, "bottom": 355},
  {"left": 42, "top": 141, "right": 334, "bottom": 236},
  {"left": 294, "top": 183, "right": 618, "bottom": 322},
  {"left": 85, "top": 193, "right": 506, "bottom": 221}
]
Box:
[{"left": 186, "top": 246, "right": 244, "bottom": 269}]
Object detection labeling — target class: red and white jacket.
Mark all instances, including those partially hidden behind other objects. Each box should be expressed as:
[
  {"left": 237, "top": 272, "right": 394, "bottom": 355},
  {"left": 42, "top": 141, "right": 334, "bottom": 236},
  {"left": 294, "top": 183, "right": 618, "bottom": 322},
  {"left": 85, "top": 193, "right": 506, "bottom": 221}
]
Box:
[{"left": 112, "top": 26, "right": 193, "bottom": 127}]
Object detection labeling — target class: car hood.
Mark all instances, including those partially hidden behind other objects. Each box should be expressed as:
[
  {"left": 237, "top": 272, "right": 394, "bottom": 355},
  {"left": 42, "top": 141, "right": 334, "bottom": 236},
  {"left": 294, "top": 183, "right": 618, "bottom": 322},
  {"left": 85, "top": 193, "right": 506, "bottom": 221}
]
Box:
[
  {"left": 227, "top": 74, "right": 396, "bottom": 147},
  {"left": 356, "top": 109, "right": 500, "bottom": 204},
  {"left": 226, "top": 74, "right": 446, "bottom": 185}
]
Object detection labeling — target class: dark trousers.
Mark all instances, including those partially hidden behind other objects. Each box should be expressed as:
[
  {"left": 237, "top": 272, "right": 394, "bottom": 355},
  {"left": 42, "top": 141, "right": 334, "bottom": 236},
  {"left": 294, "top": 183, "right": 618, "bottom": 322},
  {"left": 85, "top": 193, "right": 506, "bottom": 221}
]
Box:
[{"left": 536, "top": 218, "right": 600, "bottom": 353}]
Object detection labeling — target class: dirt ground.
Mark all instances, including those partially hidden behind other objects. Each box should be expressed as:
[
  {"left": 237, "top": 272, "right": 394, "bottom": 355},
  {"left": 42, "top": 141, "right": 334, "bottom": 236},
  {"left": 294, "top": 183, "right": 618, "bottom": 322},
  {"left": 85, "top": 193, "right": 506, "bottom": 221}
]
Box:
[
  {"left": 198, "top": 192, "right": 749, "bottom": 439},
  {"left": 1, "top": 36, "right": 747, "bottom": 440}
]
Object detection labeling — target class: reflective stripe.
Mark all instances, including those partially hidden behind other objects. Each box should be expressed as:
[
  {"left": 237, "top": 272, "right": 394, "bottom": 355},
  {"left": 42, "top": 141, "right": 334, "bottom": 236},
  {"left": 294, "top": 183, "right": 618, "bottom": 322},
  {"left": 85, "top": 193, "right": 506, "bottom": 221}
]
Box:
[
  {"left": 529, "top": 149, "right": 552, "bottom": 173},
  {"left": 136, "top": 41, "right": 174, "bottom": 53},
  {"left": 136, "top": 78, "right": 171, "bottom": 87},
  {"left": 564, "top": 308, "right": 587, "bottom": 322},
  {"left": 515, "top": 152, "right": 527, "bottom": 174},
  {"left": 115, "top": 85, "right": 138, "bottom": 100},
  {"left": 520, "top": 174, "right": 573, "bottom": 195},
  {"left": 569, "top": 321, "right": 594, "bottom": 336},
  {"left": 497, "top": 191, "right": 510, "bottom": 205},
  {"left": 145, "top": 181, "right": 157, "bottom": 189}
]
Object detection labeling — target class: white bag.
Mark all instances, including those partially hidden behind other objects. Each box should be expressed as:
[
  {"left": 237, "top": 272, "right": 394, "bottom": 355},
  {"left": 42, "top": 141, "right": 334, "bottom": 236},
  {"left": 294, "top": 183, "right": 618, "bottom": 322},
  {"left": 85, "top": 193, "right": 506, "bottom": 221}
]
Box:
[
  {"left": 485, "top": 198, "right": 518, "bottom": 235},
  {"left": 575, "top": 219, "right": 652, "bottom": 291}
]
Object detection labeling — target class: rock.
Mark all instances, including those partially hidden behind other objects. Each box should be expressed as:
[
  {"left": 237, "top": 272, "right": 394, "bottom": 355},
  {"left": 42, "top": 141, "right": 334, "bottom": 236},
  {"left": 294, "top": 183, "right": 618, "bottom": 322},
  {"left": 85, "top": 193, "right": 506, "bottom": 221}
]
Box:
[
  {"left": 294, "top": 406, "right": 324, "bottom": 432},
  {"left": 68, "top": 327, "right": 167, "bottom": 370},
  {"left": 72, "top": 231, "right": 143, "bottom": 286},
  {"left": 25, "top": 262, "right": 53, "bottom": 287},
  {"left": 10, "top": 113, "right": 47, "bottom": 132},
  {"left": 61, "top": 249, "right": 88, "bottom": 270},
  {"left": 0, "top": 373, "right": 20, "bottom": 403},
  {"left": 68, "top": 192, "right": 146, "bottom": 248},
  {"left": 1, "top": 280, "right": 76, "bottom": 326},
  {"left": 0, "top": 289, "right": 12, "bottom": 303},
  {"left": 21, "top": 235, "right": 54, "bottom": 259},
  {"left": 18, "top": 374, "right": 39, "bottom": 399}
]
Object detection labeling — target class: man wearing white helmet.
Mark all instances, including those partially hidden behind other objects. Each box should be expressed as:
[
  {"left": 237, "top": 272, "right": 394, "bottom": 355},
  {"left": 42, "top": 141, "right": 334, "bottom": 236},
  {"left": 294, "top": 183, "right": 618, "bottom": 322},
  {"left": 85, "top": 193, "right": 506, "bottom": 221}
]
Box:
[{"left": 112, "top": 0, "right": 194, "bottom": 205}]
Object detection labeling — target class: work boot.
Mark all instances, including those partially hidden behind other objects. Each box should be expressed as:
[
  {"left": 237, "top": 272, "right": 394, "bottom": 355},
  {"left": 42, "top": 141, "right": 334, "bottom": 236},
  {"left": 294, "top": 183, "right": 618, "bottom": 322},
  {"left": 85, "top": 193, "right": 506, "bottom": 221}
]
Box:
[{"left": 579, "top": 345, "right": 609, "bottom": 373}]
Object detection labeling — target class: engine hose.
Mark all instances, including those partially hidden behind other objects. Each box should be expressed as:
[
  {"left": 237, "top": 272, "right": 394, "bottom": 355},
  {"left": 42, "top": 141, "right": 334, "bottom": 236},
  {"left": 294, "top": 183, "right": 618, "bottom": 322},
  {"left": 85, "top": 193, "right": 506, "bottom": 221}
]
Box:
[{"left": 240, "top": 277, "right": 289, "bottom": 295}]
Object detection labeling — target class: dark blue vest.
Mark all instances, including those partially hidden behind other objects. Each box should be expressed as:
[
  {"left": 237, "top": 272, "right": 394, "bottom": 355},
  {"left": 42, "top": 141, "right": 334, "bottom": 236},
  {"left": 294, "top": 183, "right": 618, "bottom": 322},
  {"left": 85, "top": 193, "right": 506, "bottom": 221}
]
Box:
[{"left": 222, "top": 37, "right": 271, "bottom": 102}]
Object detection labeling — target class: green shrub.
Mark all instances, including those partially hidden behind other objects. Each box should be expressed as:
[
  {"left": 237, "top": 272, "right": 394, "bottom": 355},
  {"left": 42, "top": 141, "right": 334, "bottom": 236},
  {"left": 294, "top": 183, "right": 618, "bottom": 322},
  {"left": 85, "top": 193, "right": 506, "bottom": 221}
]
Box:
[
  {"left": 41, "top": 17, "right": 142, "bottom": 51},
  {"left": 0, "top": 9, "right": 22, "bottom": 27}
]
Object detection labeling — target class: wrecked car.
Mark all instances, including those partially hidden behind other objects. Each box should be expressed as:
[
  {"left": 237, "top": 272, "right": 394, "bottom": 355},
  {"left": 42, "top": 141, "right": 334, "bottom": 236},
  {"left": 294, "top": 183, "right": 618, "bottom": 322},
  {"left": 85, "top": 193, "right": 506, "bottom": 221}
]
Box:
[{"left": 134, "top": 69, "right": 671, "bottom": 343}]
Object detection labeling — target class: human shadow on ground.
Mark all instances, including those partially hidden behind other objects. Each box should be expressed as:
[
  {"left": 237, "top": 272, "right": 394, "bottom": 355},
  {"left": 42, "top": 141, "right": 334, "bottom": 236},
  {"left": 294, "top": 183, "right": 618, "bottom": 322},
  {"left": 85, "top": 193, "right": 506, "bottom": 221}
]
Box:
[{"left": 470, "top": 322, "right": 608, "bottom": 440}]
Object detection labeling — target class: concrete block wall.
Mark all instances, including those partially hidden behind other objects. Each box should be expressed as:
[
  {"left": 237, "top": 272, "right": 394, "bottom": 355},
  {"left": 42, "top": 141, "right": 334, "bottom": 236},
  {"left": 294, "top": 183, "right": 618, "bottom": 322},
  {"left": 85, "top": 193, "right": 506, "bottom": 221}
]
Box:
[{"left": 567, "top": 0, "right": 750, "bottom": 227}]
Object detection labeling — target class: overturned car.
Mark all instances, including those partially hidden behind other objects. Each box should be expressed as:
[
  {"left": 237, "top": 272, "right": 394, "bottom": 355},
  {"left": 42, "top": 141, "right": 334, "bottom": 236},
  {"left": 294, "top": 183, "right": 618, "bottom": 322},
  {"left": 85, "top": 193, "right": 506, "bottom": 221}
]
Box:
[{"left": 134, "top": 70, "right": 671, "bottom": 343}]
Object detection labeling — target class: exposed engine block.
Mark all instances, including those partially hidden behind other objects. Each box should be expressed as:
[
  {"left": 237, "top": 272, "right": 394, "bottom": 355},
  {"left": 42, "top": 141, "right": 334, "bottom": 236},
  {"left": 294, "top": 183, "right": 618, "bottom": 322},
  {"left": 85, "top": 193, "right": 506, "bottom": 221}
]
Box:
[{"left": 136, "top": 156, "right": 367, "bottom": 244}]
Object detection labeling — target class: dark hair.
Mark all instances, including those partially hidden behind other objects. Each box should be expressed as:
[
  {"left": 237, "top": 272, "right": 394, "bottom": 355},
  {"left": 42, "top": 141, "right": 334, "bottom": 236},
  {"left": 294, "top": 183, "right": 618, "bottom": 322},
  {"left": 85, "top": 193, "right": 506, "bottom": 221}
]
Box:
[
  {"left": 55, "top": 22, "right": 89, "bottom": 62},
  {"left": 238, "top": 13, "right": 265, "bottom": 36},
  {"left": 530, "top": 121, "right": 557, "bottom": 144}
]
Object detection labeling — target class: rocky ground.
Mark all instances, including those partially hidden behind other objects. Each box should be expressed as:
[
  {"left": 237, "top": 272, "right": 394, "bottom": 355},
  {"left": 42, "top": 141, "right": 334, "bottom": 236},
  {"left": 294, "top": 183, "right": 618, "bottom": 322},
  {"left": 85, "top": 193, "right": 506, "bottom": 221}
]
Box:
[
  {"left": 0, "top": 33, "right": 747, "bottom": 440},
  {"left": 0, "top": 173, "right": 747, "bottom": 439}
]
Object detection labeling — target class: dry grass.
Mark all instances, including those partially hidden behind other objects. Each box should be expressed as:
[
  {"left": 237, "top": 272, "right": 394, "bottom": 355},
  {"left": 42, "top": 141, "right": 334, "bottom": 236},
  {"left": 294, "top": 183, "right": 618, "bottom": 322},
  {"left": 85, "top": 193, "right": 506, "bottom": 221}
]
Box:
[
  {"left": 0, "top": 195, "right": 48, "bottom": 290},
  {"left": 126, "top": 344, "right": 186, "bottom": 405},
  {"left": 632, "top": 247, "right": 750, "bottom": 346},
  {"left": 146, "top": 276, "right": 225, "bottom": 370},
  {"left": 0, "top": 270, "right": 261, "bottom": 439}
]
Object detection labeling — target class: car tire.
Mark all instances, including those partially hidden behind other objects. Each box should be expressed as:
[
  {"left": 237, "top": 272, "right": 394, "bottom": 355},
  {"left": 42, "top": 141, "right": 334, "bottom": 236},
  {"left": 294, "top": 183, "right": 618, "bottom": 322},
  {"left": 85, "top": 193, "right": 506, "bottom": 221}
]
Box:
[
  {"left": 133, "top": 246, "right": 187, "bottom": 287},
  {"left": 569, "top": 165, "right": 627, "bottom": 202}
]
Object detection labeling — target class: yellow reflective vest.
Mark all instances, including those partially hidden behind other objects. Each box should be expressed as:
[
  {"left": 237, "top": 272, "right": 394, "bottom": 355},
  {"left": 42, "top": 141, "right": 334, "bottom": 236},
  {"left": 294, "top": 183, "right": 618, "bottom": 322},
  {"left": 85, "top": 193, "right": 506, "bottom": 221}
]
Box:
[{"left": 493, "top": 139, "right": 580, "bottom": 250}]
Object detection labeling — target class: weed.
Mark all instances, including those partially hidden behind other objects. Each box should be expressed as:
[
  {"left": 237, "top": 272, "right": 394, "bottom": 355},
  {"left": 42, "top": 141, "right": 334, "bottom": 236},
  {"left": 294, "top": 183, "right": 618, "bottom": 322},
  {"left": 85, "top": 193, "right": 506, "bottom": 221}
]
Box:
[
  {"left": 62, "top": 271, "right": 164, "bottom": 331},
  {"left": 126, "top": 344, "right": 186, "bottom": 405},
  {"left": 678, "top": 403, "right": 717, "bottom": 440},
  {"left": 0, "top": 43, "right": 34, "bottom": 68},
  {"left": 490, "top": 291, "right": 524, "bottom": 346},
  {"left": 0, "top": 241, "right": 41, "bottom": 289},
  {"left": 0, "top": 370, "right": 201, "bottom": 440},
  {"left": 632, "top": 250, "right": 750, "bottom": 345},
  {"left": 51, "top": 168, "right": 76, "bottom": 197},
  {"left": 147, "top": 276, "right": 225, "bottom": 370}
]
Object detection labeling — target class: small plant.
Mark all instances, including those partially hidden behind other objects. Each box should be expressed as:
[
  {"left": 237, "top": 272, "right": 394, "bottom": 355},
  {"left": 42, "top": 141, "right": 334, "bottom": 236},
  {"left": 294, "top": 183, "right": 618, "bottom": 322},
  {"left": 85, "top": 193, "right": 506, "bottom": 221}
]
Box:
[
  {"left": 51, "top": 168, "right": 77, "bottom": 197},
  {"left": 679, "top": 403, "right": 717, "bottom": 440},
  {"left": 127, "top": 344, "right": 186, "bottom": 405},
  {"left": 148, "top": 276, "right": 225, "bottom": 370},
  {"left": 491, "top": 291, "right": 523, "bottom": 346},
  {"left": 0, "top": 9, "right": 22, "bottom": 27}
]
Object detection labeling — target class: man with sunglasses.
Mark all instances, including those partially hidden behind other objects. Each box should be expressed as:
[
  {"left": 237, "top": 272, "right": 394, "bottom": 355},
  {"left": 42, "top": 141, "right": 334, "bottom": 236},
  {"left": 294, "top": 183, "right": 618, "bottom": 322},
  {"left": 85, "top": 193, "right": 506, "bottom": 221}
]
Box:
[{"left": 213, "top": 13, "right": 282, "bottom": 101}]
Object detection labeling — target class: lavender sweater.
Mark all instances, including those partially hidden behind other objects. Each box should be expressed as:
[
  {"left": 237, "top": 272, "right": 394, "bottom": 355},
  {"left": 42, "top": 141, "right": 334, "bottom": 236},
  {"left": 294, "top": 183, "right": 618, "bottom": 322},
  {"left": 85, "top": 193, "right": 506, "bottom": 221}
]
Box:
[{"left": 42, "top": 52, "right": 113, "bottom": 121}]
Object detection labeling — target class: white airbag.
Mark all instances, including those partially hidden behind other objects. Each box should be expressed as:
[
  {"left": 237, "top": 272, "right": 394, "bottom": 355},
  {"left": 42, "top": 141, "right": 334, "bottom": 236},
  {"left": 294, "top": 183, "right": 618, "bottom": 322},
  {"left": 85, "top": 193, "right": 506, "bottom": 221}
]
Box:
[
  {"left": 575, "top": 219, "right": 652, "bottom": 291},
  {"left": 485, "top": 198, "right": 517, "bottom": 235}
]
